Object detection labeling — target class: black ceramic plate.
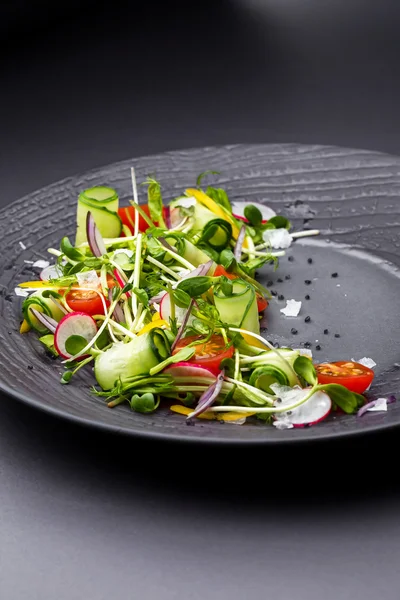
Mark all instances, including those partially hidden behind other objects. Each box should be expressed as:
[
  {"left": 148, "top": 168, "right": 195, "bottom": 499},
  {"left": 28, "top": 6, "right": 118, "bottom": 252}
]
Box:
[{"left": 1, "top": 143, "right": 400, "bottom": 444}]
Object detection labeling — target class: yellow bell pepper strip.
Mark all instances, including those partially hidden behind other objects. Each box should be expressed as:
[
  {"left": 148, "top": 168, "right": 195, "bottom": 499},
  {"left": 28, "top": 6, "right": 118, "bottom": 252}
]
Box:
[
  {"left": 137, "top": 318, "right": 168, "bottom": 336},
  {"left": 185, "top": 188, "right": 248, "bottom": 248},
  {"left": 169, "top": 404, "right": 256, "bottom": 421},
  {"left": 19, "top": 319, "right": 31, "bottom": 333},
  {"left": 17, "top": 280, "right": 60, "bottom": 289}
]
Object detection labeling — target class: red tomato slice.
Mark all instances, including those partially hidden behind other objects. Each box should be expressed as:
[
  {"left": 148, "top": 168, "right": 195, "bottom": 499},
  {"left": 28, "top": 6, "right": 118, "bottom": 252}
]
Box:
[
  {"left": 315, "top": 361, "right": 374, "bottom": 394},
  {"left": 65, "top": 288, "right": 106, "bottom": 316},
  {"left": 213, "top": 265, "right": 237, "bottom": 280},
  {"left": 172, "top": 334, "right": 234, "bottom": 375},
  {"left": 118, "top": 205, "right": 167, "bottom": 234},
  {"left": 213, "top": 265, "right": 268, "bottom": 312}
]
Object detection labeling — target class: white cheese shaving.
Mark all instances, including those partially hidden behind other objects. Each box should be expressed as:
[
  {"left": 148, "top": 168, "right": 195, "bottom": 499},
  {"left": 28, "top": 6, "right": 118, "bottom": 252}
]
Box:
[
  {"left": 113, "top": 249, "right": 134, "bottom": 259},
  {"left": 273, "top": 419, "right": 294, "bottom": 430},
  {"left": 173, "top": 196, "right": 197, "bottom": 209},
  {"left": 280, "top": 299, "right": 302, "bottom": 317},
  {"left": 262, "top": 228, "right": 293, "bottom": 249},
  {"left": 19, "top": 241, "right": 27, "bottom": 250},
  {"left": 32, "top": 260, "right": 50, "bottom": 269},
  {"left": 294, "top": 348, "right": 313, "bottom": 358},
  {"left": 352, "top": 357, "right": 376, "bottom": 369},
  {"left": 76, "top": 270, "right": 101, "bottom": 289},
  {"left": 15, "top": 287, "right": 29, "bottom": 297},
  {"left": 24, "top": 260, "right": 34, "bottom": 264},
  {"left": 223, "top": 417, "right": 247, "bottom": 425},
  {"left": 367, "top": 398, "right": 387, "bottom": 412}
]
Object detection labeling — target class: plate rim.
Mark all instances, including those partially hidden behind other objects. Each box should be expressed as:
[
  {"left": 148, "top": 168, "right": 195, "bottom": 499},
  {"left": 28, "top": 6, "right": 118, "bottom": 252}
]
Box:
[{"left": 2, "top": 141, "right": 400, "bottom": 445}]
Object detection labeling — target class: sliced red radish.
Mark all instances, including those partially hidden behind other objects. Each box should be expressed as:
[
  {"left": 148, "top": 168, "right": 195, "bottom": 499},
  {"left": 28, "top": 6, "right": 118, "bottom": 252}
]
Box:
[
  {"left": 160, "top": 292, "right": 195, "bottom": 326},
  {"left": 54, "top": 311, "right": 98, "bottom": 359},
  {"left": 273, "top": 387, "right": 332, "bottom": 428},
  {"left": 40, "top": 264, "right": 62, "bottom": 281},
  {"left": 231, "top": 201, "right": 276, "bottom": 223},
  {"left": 164, "top": 362, "right": 217, "bottom": 382}
]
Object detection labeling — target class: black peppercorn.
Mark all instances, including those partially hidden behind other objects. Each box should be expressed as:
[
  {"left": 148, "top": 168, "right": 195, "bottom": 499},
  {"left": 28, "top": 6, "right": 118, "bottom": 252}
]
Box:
[
  {"left": 278, "top": 294, "right": 284, "bottom": 300},
  {"left": 331, "top": 272, "right": 338, "bottom": 278},
  {"left": 305, "top": 294, "right": 310, "bottom": 300},
  {"left": 334, "top": 333, "right": 340, "bottom": 338},
  {"left": 305, "top": 316, "right": 311, "bottom": 323},
  {"left": 305, "top": 280, "right": 311, "bottom": 285},
  {"left": 291, "top": 328, "right": 298, "bottom": 335},
  {"left": 307, "top": 258, "right": 313, "bottom": 264},
  {"left": 324, "top": 329, "right": 329, "bottom": 334}
]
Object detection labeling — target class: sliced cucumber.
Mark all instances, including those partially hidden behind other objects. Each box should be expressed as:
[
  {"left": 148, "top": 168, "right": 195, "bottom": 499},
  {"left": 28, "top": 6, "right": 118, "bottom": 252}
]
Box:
[
  {"left": 23, "top": 291, "right": 65, "bottom": 333},
  {"left": 94, "top": 328, "right": 170, "bottom": 390},
  {"left": 214, "top": 279, "right": 260, "bottom": 334},
  {"left": 200, "top": 219, "right": 232, "bottom": 251},
  {"left": 75, "top": 186, "right": 121, "bottom": 246},
  {"left": 249, "top": 365, "right": 289, "bottom": 394},
  {"left": 160, "top": 234, "right": 211, "bottom": 268}
]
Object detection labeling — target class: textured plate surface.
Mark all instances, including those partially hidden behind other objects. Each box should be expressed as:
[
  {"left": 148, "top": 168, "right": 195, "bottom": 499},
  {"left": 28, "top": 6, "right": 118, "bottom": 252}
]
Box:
[{"left": 2, "top": 143, "right": 400, "bottom": 444}]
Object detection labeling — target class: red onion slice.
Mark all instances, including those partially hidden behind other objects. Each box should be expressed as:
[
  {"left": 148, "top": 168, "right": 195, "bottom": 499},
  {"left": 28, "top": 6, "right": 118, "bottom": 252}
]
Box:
[
  {"left": 170, "top": 299, "right": 195, "bottom": 352},
  {"left": 86, "top": 212, "right": 107, "bottom": 257},
  {"left": 108, "top": 290, "right": 125, "bottom": 323},
  {"left": 187, "top": 370, "right": 225, "bottom": 421},
  {"left": 29, "top": 308, "right": 58, "bottom": 333},
  {"left": 165, "top": 206, "right": 172, "bottom": 229},
  {"left": 357, "top": 395, "right": 396, "bottom": 417},
  {"left": 233, "top": 225, "right": 246, "bottom": 260}
]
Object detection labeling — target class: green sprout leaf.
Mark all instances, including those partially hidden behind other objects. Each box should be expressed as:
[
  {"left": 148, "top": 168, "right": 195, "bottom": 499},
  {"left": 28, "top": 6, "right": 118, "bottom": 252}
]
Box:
[
  {"left": 293, "top": 356, "right": 317, "bottom": 386},
  {"left": 196, "top": 170, "right": 220, "bottom": 187},
  {"left": 267, "top": 216, "right": 291, "bottom": 230},
  {"left": 132, "top": 287, "right": 148, "bottom": 305},
  {"left": 219, "top": 248, "right": 237, "bottom": 270},
  {"left": 206, "top": 186, "right": 232, "bottom": 212},
  {"left": 60, "top": 370, "right": 73, "bottom": 384},
  {"left": 143, "top": 177, "right": 166, "bottom": 228},
  {"left": 60, "top": 237, "right": 85, "bottom": 261},
  {"left": 220, "top": 275, "right": 233, "bottom": 297},
  {"left": 64, "top": 335, "right": 88, "bottom": 356},
  {"left": 244, "top": 204, "right": 263, "bottom": 228},
  {"left": 177, "top": 276, "right": 214, "bottom": 298},
  {"left": 130, "top": 392, "right": 160, "bottom": 413},
  {"left": 173, "top": 288, "right": 191, "bottom": 309},
  {"left": 318, "top": 383, "right": 365, "bottom": 414},
  {"left": 149, "top": 346, "right": 196, "bottom": 376}
]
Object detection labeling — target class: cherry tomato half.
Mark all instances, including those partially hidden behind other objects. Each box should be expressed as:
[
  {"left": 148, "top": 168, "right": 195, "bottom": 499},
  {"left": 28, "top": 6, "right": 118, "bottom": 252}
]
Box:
[
  {"left": 315, "top": 361, "right": 374, "bottom": 394},
  {"left": 65, "top": 288, "right": 106, "bottom": 316},
  {"left": 172, "top": 334, "right": 234, "bottom": 375},
  {"left": 213, "top": 265, "right": 268, "bottom": 312}
]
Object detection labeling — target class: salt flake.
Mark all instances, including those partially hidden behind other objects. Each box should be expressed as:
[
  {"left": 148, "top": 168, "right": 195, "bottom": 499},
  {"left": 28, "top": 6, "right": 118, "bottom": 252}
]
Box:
[
  {"left": 367, "top": 397, "right": 387, "bottom": 412},
  {"left": 15, "top": 287, "right": 29, "bottom": 297},
  {"left": 352, "top": 357, "right": 376, "bottom": 369},
  {"left": 19, "top": 241, "right": 26, "bottom": 250},
  {"left": 263, "top": 228, "right": 293, "bottom": 249},
  {"left": 280, "top": 299, "right": 302, "bottom": 317},
  {"left": 24, "top": 260, "right": 34, "bottom": 264},
  {"left": 32, "top": 260, "right": 50, "bottom": 269}
]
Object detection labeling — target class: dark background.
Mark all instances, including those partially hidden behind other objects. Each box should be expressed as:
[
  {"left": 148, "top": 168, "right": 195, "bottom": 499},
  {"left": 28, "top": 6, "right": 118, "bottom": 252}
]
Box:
[{"left": 1, "top": 1, "right": 400, "bottom": 599}]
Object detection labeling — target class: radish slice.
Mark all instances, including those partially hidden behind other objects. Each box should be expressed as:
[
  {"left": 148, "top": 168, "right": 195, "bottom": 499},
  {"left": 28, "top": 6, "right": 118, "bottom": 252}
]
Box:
[
  {"left": 40, "top": 264, "right": 62, "bottom": 281},
  {"left": 273, "top": 387, "right": 332, "bottom": 428},
  {"left": 164, "top": 362, "right": 217, "bottom": 381},
  {"left": 160, "top": 293, "right": 195, "bottom": 326},
  {"left": 54, "top": 311, "right": 98, "bottom": 359},
  {"left": 231, "top": 201, "right": 276, "bottom": 223}
]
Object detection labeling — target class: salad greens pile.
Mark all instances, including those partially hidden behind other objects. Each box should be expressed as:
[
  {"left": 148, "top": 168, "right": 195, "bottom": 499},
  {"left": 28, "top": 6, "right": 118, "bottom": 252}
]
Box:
[{"left": 17, "top": 170, "right": 370, "bottom": 428}]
